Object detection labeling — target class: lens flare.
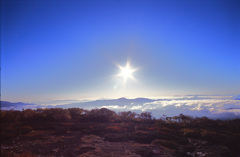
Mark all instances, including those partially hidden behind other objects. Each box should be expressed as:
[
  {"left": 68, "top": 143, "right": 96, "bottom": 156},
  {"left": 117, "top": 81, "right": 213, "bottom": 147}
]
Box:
[{"left": 116, "top": 61, "right": 137, "bottom": 83}]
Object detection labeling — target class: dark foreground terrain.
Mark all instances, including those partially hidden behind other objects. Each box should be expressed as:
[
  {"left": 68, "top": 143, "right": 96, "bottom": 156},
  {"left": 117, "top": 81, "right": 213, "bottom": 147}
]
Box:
[{"left": 1, "top": 108, "right": 240, "bottom": 157}]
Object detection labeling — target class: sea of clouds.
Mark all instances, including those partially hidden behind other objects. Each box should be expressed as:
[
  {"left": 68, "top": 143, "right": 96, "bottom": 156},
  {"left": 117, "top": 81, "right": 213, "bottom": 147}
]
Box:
[
  {"left": 99, "top": 95, "right": 240, "bottom": 119},
  {"left": 2, "top": 95, "right": 240, "bottom": 119}
]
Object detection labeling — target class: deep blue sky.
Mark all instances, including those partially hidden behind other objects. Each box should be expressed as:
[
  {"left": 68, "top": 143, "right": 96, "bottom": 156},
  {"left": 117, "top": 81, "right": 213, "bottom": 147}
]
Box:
[{"left": 1, "top": 0, "right": 240, "bottom": 102}]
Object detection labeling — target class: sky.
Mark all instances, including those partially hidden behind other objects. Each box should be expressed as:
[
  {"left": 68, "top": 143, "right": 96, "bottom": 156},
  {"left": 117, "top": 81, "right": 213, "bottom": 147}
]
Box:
[{"left": 1, "top": 0, "right": 240, "bottom": 103}]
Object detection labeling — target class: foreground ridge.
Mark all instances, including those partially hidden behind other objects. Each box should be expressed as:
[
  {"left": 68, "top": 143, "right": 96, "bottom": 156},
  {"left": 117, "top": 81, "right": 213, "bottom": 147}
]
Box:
[{"left": 1, "top": 108, "right": 240, "bottom": 156}]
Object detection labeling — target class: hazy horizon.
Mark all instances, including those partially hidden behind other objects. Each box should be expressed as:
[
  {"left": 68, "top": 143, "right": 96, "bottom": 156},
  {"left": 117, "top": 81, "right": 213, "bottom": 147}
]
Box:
[
  {"left": 2, "top": 94, "right": 240, "bottom": 119},
  {"left": 2, "top": 94, "right": 239, "bottom": 104}
]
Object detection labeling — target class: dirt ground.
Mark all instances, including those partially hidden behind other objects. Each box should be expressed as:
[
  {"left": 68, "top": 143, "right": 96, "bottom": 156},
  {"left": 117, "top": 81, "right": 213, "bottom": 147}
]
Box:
[{"left": 1, "top": 129, "right": 171, "bottom": 157}]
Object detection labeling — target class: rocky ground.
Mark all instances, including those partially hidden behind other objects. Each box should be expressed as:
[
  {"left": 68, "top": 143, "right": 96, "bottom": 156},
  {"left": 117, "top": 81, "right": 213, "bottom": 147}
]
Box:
[
  {"left": 1, "top": 123, "right": 172, "bottom": 157},
  {"left": 1, "top": 108, "right": 240, "bottom": 156},
  {"left": 2, "top": 121, "right": 239, "bottom": 157}
]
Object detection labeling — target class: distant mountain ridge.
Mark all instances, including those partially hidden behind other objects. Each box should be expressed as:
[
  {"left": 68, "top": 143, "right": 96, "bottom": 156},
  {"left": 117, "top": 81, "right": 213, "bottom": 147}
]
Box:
[
  {"left": 0, "top": 101, "right": 37, "bottom": 110},
  {"left": 0, "top": 97, "right": 156, "bottom": 110},
  {"left": 55, "top": 97, "right": 156, "bottom": 109},
  {"left": 1, "top": 95, "right": 240, "bottom": 119}
]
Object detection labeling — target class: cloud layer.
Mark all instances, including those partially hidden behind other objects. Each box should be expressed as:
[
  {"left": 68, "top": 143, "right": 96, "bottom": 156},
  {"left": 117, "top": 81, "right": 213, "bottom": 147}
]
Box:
[
  {"left": 2, "top": 95, "right": 240, "bottom": 119},
  {"left": 99, "top": 95, "right": 240, "bottom": 119}
]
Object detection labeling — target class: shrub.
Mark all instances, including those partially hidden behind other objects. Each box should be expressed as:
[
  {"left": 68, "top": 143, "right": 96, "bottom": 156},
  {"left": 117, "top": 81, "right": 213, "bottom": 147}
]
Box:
[
  {"left": 118, "top": 111, "right": 137, "bottom": 121},
  {"left": 68, "top": 108, "right": 84, "bottom": 119},
  {"left": 139, "top": 112, "right": 152, "bottom": 121},
  {"left": 85, "top": 108, "right": 116, "bottom": 122},
  {"left": 1, "top": 110, "right": 22, "bottom": 122},
  {"left": 22, "top": 109, "right": 37, "bottom": 121},
  {"left": 42, "top": 108, "right": 71, "bottom": 121}
]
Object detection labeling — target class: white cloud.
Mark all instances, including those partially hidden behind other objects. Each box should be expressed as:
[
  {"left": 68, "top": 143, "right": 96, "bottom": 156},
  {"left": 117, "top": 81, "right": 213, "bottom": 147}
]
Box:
[
  {"left": 137, "top": 97, "right": 240, "bottom": 118},
  {"left": 98, "top": 97, "right": 240, "bottom": 118},
  {"left": 101, "top": 105, "right": 127, "bottom": 110},
  {"left": 4, "top": 95, "right": 240, "bottom": 119},
  {"left": 130, "top": 105, "right": 142, "bottom": 110}
]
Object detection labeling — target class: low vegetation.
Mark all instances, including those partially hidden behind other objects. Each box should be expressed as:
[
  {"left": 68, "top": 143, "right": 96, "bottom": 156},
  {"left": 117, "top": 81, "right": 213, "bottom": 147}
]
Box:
[{"left": 1, "top": 108, "right": 240, "bottom": 156}]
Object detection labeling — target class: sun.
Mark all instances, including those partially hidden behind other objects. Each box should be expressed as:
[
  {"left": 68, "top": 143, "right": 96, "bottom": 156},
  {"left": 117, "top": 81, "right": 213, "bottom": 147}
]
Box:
[{"left": 116, "top": 61, "right": 137, "bottom": 83}]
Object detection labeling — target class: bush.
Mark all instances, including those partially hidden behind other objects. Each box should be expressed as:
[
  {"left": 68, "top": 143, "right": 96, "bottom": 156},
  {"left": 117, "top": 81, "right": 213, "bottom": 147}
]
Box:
[
  {"left": 1, "top": 110, "right": 22, "bottom": 122},
  {"left": 22, "top": 109, "right": 37, "bottom": 121},
  {"left": 68, "top": 108, "right": 84, "bottom": 119},
  {"left": 85, "top": 108, "right": 116, "bottom": 122},
  {"left": 118, "top": 111, "right": 137, "bottom": 121},
  {"left": 42, "top": 108, "right": 71, "bottom": 121}
]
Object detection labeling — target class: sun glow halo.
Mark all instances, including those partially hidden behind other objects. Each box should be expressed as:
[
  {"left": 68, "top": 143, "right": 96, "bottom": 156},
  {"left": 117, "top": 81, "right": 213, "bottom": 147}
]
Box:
[{"left": 117, "top": 62, "right": 137, "bottom": 82}]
